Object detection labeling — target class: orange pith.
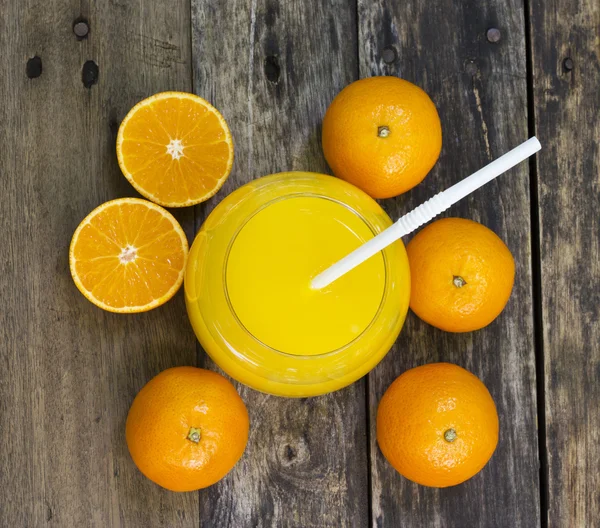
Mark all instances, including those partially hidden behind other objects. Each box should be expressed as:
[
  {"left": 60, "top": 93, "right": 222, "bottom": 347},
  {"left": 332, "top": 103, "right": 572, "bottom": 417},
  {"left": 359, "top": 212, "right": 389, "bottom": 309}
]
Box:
[
  {"left": 69, "top": 198, "right": 188, "bottom": 313},
  {"left": 125, "top": 367, "right": 249, "bottom": 492},
  {"left": 322, "top": 76, "right": 442, "bottom": 199},
  {"left": 117, "top": 92, "right": 234, "bottom": 207},
  {"left": 376, "top": 363, "right": 499, "bottom": 488},
  {"left": 407, "top": 217, "right": 515, "bottom": 332}
]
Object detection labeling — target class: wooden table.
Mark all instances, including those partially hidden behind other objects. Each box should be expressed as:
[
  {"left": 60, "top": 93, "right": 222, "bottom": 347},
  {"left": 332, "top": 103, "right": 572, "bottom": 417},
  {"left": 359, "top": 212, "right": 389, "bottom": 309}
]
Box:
[{"left": 1, "top": 1, "right": 598, "bottom": 526}]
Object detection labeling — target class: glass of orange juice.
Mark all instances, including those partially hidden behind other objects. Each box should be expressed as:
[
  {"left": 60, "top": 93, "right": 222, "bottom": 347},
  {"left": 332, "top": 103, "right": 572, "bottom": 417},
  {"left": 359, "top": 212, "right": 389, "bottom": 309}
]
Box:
[{"left": 185, "top": 172, "right": 410, "bottom": 397}]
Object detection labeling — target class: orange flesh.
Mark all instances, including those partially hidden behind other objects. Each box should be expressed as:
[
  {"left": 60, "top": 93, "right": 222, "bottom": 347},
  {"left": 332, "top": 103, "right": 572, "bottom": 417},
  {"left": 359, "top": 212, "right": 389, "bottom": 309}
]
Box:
[
  {"left": 117, "top": 93, "right": 233, "bottom": 207},
  {"left": 70, "top": 199, "right": 188, "bottom": 312}
]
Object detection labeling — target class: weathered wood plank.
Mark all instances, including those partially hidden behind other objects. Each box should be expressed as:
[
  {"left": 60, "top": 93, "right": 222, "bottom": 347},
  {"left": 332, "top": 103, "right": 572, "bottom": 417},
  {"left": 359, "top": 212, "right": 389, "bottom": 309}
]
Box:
[
  {"left": 191, "top": 1, "right": 368, "bottom": 526},
  {"left": 359, "top": 1, "right": 541, "bottom": 526},
  {"left": 0, "top": 1, "right": 198, "bottom": 526},
  {"left": 1, "top": 5, "right": 46, "bottom": 526},
  {"left": 529, "top": 0, "right": 600, "bottom": 525}
]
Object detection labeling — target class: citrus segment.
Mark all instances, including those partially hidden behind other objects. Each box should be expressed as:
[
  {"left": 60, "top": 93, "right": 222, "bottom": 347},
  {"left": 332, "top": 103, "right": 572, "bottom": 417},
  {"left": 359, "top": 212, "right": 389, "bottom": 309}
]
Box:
[
  {"left": 117, "top": 92, "right": 234, "bottom": 207},
  {"left": 69, "top": 198, "right": 188, "bottom": 313}
]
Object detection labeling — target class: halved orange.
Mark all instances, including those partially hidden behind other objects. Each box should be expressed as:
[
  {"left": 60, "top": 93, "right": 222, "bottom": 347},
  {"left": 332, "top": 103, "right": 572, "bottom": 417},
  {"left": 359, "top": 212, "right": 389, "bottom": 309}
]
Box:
[
  {"left": 117, "top": 92, "right": 234, "bottom": 207},
  {"left": 69, "top": 198, "right": 188, "bottom": 313}
]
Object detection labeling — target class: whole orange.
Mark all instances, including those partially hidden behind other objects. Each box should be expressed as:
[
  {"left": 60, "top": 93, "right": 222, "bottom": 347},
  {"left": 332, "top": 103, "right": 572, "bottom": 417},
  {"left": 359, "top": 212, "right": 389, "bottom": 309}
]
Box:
[
  {"left": 407, "top": 218, "right": 515, "bottom": 332},
  {"left": 377, "top": 363, "right": 499, "bottom": 488},
  {"left": 322, "top": 76, "right": 442, "bottom": 198},
  {"left": 125, "top": 367, "right": 249, "bottom": 491}
]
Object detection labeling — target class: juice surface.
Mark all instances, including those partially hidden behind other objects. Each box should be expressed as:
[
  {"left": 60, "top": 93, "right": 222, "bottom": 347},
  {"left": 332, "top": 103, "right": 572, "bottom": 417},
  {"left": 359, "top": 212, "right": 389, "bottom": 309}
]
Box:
[{"left": 226, "top": 196, "right": 385, "bottom": 356}]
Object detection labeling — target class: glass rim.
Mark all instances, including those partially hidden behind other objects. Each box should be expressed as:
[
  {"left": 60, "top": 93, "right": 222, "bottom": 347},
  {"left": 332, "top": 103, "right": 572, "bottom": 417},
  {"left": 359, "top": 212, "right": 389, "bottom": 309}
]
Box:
[{"left": 185, "top": 171, "right": 410, "bottom": 395}]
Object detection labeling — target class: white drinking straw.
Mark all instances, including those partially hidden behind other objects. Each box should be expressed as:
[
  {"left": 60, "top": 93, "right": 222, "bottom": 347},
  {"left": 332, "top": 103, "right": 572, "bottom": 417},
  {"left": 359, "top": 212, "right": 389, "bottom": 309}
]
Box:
[{"left": 311, "top": 137, "right": 541, "bottom": 290}]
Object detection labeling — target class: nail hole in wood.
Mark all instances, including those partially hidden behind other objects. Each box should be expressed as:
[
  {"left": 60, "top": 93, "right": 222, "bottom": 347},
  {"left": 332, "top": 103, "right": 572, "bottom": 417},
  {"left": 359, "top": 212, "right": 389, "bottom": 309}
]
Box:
[
  {"left": 82, "top": 60, "right": 99, "bottom": 88},
  {"left": 73, "top": 18, "right": 89, "bottom": 40},
  {"left": 382, "top": 46, "right": 397, "bottom": 64},
  {"left": 26, "top": 56, "right": 42, "bottom": 79},
  {"left": 563, "top": 58, "right": 574, "bottom": 71},
  {"left": 264, "top": 55, "right": 280, "bottom": 84},
  {"left": 486, "top": 28, "right": 501, "bottom": 43},
  {"left": 465, "top": 60, "right": 478, "bottom": 76}
]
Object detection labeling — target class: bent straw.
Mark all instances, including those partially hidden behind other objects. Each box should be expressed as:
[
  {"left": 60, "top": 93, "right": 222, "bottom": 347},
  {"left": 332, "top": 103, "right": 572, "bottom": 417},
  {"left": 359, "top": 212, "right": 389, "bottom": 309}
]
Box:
[{"left": 311, "top": 137, "right": 541, "bottom": 290}]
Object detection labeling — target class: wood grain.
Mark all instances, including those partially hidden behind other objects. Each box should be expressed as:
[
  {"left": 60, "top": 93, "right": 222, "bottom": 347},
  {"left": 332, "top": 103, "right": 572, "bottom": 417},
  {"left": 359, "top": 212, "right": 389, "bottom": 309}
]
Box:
[
  {"left": 3, "top": 0, "right": 596, "bottom": 526},
  {"left": 359, "top": 1, "right": 541, "bottom": 526},
  {"left": 191, "top": 1, "right": 368, "bottom": 526},
  {"left": 529, "top": 0, "right": 600, "bottom": 525},
  {"left": 0, "top": 1, "right": 197, "bottom": 526}
]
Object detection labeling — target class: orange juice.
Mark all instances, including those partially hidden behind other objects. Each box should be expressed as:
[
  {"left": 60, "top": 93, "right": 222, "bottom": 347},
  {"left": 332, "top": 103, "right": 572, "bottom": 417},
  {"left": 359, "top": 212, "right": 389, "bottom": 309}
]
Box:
[
  {"left": 226, "top": 196, "right": 385, "bottom": 355},
  {"left": 185, "top": 172, "right": 410, "bottom": 397}
]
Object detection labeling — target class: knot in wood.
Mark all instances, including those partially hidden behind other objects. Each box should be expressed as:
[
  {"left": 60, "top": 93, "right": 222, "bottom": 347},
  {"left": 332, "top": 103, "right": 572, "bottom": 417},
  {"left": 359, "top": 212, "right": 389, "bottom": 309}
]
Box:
[
  {"left": 277, "top": 436, "right": 309, "bottom": 467},
  {"left": 26, "top": 56, "right": 42, "bottom": 79},
  {"left": 82, "top": 60, "right": 99, "bottom": 88},
  {"left": 264, "top": 55, "right": 280, "bottom": 84}
]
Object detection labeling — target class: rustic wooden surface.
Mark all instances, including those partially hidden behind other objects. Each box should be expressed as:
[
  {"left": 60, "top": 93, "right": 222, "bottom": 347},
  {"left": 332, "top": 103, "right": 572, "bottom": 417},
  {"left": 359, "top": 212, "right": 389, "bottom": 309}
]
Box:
[
  {"left": 1, "top": 0, "right": 598, "bottom": 527},
  {"left": 529, "top": 0, "right": 600, "bottom": 526},
  {"left": 0, "top": 0, "right": 198, "bottom": 526},
  {"left": 360, "top": 0, "right": 541, "bottom": 526},
  {"left": 191, "top": 2, "right": 368, "bottom": 527}
]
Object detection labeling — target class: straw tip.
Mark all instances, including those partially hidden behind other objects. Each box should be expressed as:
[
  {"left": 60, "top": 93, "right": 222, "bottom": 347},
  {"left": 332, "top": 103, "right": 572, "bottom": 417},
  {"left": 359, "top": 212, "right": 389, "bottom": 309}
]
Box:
[
  {"left": 529, "top": 136, "right": 542, "bottom": 151},
  {"left": 310, "top": 275, "right": 328, "bottom": 290}
]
